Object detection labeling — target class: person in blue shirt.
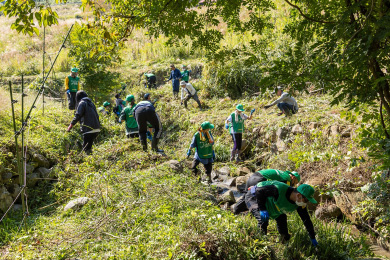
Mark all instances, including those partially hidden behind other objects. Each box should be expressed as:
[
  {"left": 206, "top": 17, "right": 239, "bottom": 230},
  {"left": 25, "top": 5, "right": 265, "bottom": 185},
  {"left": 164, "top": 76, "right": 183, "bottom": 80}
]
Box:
[
  {"left": 187, "top": 121, "right": 215, "bottom": 184},
  {"left": 167, "top": 64, "right": 182, "bottom": 98}
]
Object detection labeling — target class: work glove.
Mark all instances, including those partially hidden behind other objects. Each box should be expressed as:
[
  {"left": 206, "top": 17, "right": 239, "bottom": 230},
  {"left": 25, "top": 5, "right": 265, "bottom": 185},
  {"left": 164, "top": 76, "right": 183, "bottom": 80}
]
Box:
[
  {"left": 212, "top": 150, "right": 216, "bottom": 160},
  {"left": 264, "top": 105, "right": 271, "bottom": 109},
  {"left": 260, "top": 210, "right": 269, "bottom": 222},
  {"left": 311, "top": 238, "right": 318, "bottom": 247},
  {"left": 187, "top": 149, "right": 191, "bottom": 157},
  {"left": 66, "top": 124, "right": 73, "bottom": 132},
  {"left": 250, "top": 108, "right": 255, "bottom": 115},
  {"left": 66, "top": 90, "right": 70, "bottom": 94},
  {"left": 225, "top": 123, "right": 229, "bottom": 129}
]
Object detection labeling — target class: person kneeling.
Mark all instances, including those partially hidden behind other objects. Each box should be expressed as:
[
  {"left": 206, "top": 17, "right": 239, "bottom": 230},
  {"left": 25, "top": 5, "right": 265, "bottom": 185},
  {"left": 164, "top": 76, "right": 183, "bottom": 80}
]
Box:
[{"left": 187, "top": 121, "right": 215, "bottom": 184}]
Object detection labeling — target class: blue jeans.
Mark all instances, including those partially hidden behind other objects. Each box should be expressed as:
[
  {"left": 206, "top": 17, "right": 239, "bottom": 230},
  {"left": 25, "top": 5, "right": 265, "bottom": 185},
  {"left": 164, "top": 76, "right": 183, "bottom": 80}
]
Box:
[{"left": 277, "top": 103, "right": 296, "bottom": 113}]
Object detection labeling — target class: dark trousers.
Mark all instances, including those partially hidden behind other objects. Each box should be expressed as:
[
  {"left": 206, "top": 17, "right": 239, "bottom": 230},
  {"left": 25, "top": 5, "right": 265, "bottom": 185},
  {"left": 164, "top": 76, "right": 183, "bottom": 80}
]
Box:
[
  {"left": 127, "top": 133, "right": 139, "bottom": 138},
  {"left": 277, "top": 103, "right": 296, "bottom": 114},
  {"left": 68, "top": 91, "right": 77, "bottom": 110},
  {"left": 231, "top": 133, "right": 243, "bottom": 150},
  {"left": 191, "top": 159, "right": 213, "bottom": 177},
  {"left": 134, "top": 107, "right": 162, "bottom": 142},
  {"left": 245, "top": 190, "right": 290, "bottom": 239},
  {"left": 83, "top": 132, "right": 99, "bottom": 154},
  {"left": 183, "top": 93, "right": 202, "bottom": 108},
  {"left": 234, "top": 173, "right": 267, "bottom": 214}
]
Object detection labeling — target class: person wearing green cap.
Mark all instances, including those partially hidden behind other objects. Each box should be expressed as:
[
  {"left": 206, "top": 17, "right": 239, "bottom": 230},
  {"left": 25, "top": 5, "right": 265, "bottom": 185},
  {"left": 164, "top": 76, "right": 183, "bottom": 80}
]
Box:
[
  {"left": 245, "top": 181, "right": 318, "bottom": 246},
  {"left": 187, "top": 121, "right": 215, "bottom": 183},
  {"left": 64, "top": 67, "right": 80, "bottom": 110},
  {"left": 143, "top": 71, "right": 157, "bottom": 89},
  {"left": 119, "top": 94, "right": 139, "bottom": 138},
  {"left": 225, "top": 104, "right": 255, "bottom": 162},
  {"left": 181, "top": 65, "right": 191, "bottom": 83},
  {"left": 233, "top": 169, "right": 301, "bottom": 214},
  {"left": 98, "top": 101, "right": 111, "bottom": 116}
]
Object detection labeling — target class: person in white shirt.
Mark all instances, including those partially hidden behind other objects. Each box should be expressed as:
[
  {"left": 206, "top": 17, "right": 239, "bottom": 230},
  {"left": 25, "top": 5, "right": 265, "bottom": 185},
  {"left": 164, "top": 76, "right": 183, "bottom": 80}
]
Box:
[
  {"left": 264, "top": 86, "right": 298, "bottom": 116},
  {"left": 180, "top": 81, "right": 202, "bottom": 110}
]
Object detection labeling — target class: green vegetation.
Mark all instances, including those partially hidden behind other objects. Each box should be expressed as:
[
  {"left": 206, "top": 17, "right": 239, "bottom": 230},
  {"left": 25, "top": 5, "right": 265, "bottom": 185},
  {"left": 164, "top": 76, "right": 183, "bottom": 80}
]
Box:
[{"left": 1, "top": 1, "right": 390, "bottom": 259}]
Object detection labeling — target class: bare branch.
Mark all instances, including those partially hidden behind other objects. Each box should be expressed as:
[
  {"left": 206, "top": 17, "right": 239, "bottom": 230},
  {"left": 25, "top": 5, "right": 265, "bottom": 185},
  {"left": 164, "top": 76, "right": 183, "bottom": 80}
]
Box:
[{"left": 284, "top": 0, "right": 336, "bottom": 24}]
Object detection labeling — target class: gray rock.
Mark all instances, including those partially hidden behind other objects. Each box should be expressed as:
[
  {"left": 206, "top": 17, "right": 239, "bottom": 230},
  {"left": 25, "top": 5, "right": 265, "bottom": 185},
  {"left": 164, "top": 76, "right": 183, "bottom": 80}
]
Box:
[
  {"left": 7, "top": 184, "right": 21, "bottom": 200},
  {"left": 315, "top": 204, "right": 342, "bottom": 220},
  {"left": 224, "top": 178, "right": 236, "bottom": 187},
  {"left": 276, "top": 139, "right": 286, "bottom": 152},
  {"left": 64, "top": 197, "right": 91, "bottom": 211},
  {"left": 276, "top": 127, "right": 289, "bottom": 140},
  {"left": 0, "top": 185, "right": 14, "bottom": 212},
  {"left": 32, "top": 153, "right": 50, "bottom": 168},
  {"left": 220, "top": 190, "right": 235, "bottom": 204},
  {"left": 292, "top": 124, "right": 303, "bottom": 135},
  {"left": 236, "top": 167, "right": 251, "bottom": 176},
  {"left": 308, "top": 122, "right": 320, "bottom": 130},
  {"left": 265, "top": 130, "right": 277, "bottom": 142},
  {"left": 256, "top": 141, "right": 268, "bottom": 148},
  {"left": 26, "top": 172, "right": 40, "bottom": 187},
  {"left": 12, "top": 204, "right": 23, "bottom": 212},
  {"left": 36, "top": 167, "right": 52, "bottom": 179},
  {"left": 236, "top": 176, "right": 249, "bottom": 193},
  {"left": 1, "top": 172, "right": 13, "bottom": 182},
  {"left": 334, "top": 191, "right": 364, "bottom": 224},
  {"left": 218, "top": 166, "right": 231, "bottom": 176},
  {"left": 203, "top": 193, "right": 218, "bottom": 204},
  {"left": 167, "top": 160, "right": 183, "bottom": 173},
  {"left": 330, "top": 125, "right": 339, "bottom": 136},
  {"left": 25, "top": 163, "right": 36, "bottom": 174},
  {"left": 211, "top": 170, "right": 219, "bottom": 181}
]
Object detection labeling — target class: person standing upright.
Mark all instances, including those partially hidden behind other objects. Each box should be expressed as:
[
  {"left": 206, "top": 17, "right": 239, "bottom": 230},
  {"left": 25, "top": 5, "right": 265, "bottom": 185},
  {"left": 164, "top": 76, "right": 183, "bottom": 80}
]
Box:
[
  {"left": 167, "top": 64, "right": 182, "bottom": 98},
  {"left": 225, "top": 104, "right": 254, "bottom": 163},
  {"left": 64, "top": 67, "right": 80, "bottom": 110},
  {"left": 119, "top": 94, "right": 139, "bottom": 138},
  {"left": 181, "top": 65, "right": 191, "bottom": 83}
]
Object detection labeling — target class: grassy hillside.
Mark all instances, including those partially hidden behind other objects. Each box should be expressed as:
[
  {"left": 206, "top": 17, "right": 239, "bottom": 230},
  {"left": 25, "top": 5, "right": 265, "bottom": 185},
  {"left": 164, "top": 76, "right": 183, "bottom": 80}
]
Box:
[{"left": 0, "top": 2, "right": 389, "bottom": 260}]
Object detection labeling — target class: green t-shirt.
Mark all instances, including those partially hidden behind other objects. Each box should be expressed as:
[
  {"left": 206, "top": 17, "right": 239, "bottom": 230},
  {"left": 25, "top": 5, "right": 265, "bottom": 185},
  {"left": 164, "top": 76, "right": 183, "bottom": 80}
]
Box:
[
  {"left": 181, "top": 70, "right": 190, "bottom": 82},
  {"left": 194, "top": 132, "right": 213, "bottom": 159},
  {"left": 257, "top": 181, "right": 298, "bottom": 219},
  {"left": 259, "top": 169, "right": 292, "bottom": 185}
]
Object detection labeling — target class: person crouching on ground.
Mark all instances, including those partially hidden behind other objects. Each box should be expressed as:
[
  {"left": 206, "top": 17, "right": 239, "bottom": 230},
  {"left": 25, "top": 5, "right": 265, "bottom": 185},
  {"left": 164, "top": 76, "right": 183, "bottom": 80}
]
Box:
[
  {"left": 245, "top": 181, "right": 318, "bottom": 246},
  {"left": 119, "top": 94, "right": 139, "bottom": 138},
  {"left": 264, "top": 85, "right": 298, "bottom": 117},
  {"left": 180, "top": 81, "right": 202, "bottom": 110},
  {"left": 225, "top": 104, "right": 254, "bottom": 163},
  {"left": 133, "top": 93, "right": 163, "bottom": 153},
  {"left": 233, "top": 169, "right": 301, "bottom": 215},
  {"left": 66, "top": 90, "right": 101, "bottom": 155},
  {"left": 187, "top": 121, "right": 215, "bottom": 184}
]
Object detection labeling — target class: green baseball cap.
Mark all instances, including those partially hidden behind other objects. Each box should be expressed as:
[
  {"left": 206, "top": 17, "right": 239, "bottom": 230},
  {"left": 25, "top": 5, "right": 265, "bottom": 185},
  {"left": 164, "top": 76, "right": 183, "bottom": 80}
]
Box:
[
  {"left": 236, "top": 104, "right": 245, "bottom": 112},
  {"left": 103, "top": 101, "right": 111, "bottom": 107},
  {"left": 126, "top": 94, "right": 134, "bottom": 102},
  {"left": 290, "top": 171, "right": 301, "bottom": 182},
  {"left": 297, "top": 184, "right": 317, "bottom": 204},
  {"left": 201, "top": 121, "right": 214, "bottom": 130},
  {"left": 71, "top": 67, "right": 79, "bottom": 73}
]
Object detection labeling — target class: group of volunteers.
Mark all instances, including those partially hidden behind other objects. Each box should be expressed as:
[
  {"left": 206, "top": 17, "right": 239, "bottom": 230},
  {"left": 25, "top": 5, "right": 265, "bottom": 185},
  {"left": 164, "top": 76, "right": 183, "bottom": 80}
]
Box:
[{"left": 64, "top": 65, "right": 319, "bottom": 247}]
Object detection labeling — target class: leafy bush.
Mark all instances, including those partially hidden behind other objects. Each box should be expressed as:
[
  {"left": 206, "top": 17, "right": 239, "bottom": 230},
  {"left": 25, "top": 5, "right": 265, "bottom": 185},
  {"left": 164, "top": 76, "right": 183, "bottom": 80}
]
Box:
[{"left": 203, "top": 59, "right": 262, "bottom": 98}]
